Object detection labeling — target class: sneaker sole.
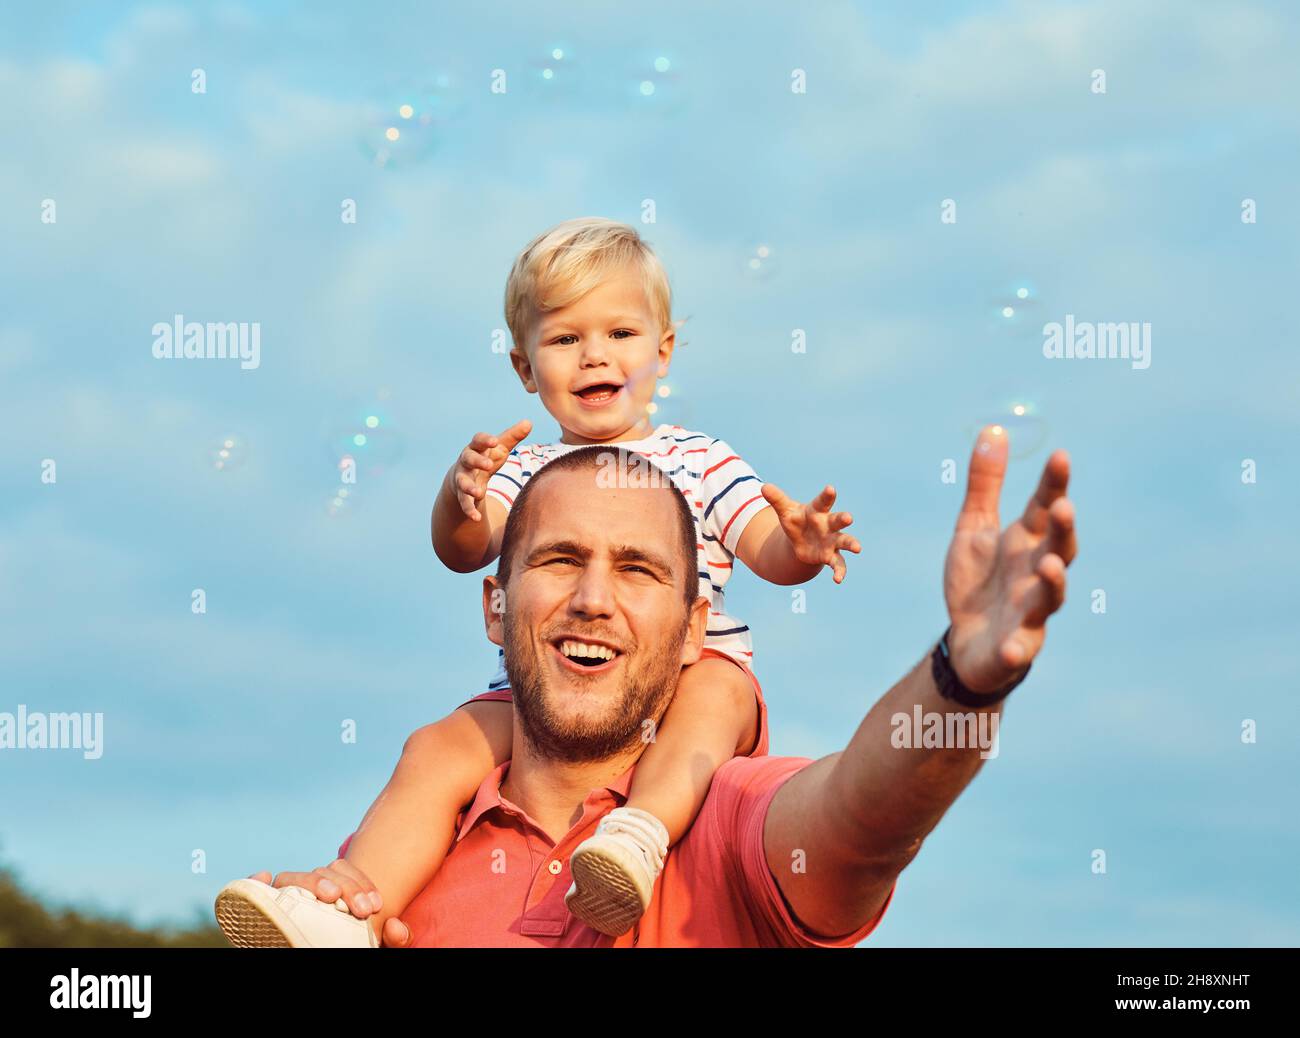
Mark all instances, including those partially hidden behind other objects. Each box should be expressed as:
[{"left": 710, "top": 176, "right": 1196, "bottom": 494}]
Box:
[
  {"left": 214, "top": 880, "right": 310, "bottom": 948},
  {"left": 566, "top": 844, "right": 648, "bottom": 937}
]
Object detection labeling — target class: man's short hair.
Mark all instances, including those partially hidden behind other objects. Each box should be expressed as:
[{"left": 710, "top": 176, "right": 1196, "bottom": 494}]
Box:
[{"left": 495, "top": 446, "right": 698, "bottom": 611}]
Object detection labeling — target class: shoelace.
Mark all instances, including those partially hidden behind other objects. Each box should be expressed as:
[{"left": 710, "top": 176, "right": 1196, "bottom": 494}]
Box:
[{"left": 598, "top": 808, "right": 669, "bottom": 875}]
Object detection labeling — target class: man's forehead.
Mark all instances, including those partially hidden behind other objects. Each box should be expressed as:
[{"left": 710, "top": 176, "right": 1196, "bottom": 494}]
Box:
[{"left": 524, "top": 470, "right": 679, "bottom": 551}]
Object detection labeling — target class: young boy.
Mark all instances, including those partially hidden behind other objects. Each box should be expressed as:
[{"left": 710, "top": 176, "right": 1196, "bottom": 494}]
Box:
[{"left": 214, "top": 217, "right": 860, "bottom": 945}]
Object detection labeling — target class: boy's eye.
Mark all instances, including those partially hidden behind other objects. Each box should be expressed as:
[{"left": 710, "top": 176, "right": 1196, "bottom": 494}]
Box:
[{"left": 550, "top": 330, "right": 635, "bottom": 345}]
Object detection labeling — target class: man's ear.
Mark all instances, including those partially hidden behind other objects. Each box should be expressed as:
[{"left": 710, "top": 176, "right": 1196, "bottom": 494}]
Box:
[
  {"left": 678, "top": 594, "right": 709, "bottom": 667},
  {"left": 509, "top": 347, "right": 538, "bottom": 394},
  {"left": 483, "top": 574, "right": 506, "bottom": 648}
]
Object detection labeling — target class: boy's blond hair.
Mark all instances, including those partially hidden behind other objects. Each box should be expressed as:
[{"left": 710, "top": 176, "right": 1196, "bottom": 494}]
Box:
[{"left": 504, "top": 217, "right": 679, "bottom": 353}]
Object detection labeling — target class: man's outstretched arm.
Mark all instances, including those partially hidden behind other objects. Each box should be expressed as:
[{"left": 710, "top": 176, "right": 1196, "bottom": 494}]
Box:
[{"left": 764, "top": 425, "right": 1079, "bottom": 939}]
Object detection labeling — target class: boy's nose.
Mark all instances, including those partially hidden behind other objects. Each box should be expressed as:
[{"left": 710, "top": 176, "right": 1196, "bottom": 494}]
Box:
[{"left": 579, "top": 340, "right": 610, "bottom": 366}]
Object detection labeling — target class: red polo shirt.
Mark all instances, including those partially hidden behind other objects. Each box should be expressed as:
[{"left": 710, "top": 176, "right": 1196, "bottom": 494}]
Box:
[{"left": 339, "top": 663, "right": 894, "bottom": 946}]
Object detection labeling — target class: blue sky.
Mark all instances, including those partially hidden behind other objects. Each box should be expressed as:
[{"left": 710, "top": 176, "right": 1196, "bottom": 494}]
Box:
[{"left": 1, "top": 0, "right": 1297, "bottom": 945}]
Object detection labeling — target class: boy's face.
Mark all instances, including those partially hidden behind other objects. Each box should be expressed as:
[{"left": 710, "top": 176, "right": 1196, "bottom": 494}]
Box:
[{"left": 510, "top": 267, "right": 674, "bottom": 444}]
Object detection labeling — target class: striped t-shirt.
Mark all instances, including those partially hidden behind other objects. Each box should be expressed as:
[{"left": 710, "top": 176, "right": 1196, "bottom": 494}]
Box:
[{"left": 482, "top": 424, "right": 768, "bottom": 691}]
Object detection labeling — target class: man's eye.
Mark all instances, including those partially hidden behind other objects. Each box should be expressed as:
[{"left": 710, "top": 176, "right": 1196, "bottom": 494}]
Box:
[
  {"left": 547, "top": 557, "right": 578, "bottom": 566},
  {"left": 623, "top": 565, "right": 652, "bottom": 575}
]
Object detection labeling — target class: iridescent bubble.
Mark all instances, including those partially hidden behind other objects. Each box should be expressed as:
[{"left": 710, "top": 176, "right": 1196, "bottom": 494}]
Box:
[
  {"left": 985, "top": 280, "right": 1044, "bottom": 342},
  {"left": 742, "top": 242, "right": 781, "bottom": 281},
  {"left": 965, "top": 390, "right": 1050, "bottom": 460},
  {"left": 528, "top": 46, "right": 585, "bottom": 101},
  {"left": 326, "top": 487, "right": 357, "bottom": 518},
  {"left": 624, "top": 53, "right": 688, "bottom": 116},
  {"left": 653, "top": 381, "right": 695, "bottom": 427},
  {"left": 324, "top": 396, "right": 405, "bottom": 479},
  {"left": 209, "top": 435, "right": 247, "bottom": 472},
  {"left": 356, "top": 73, "right": 467, "bottom": 169}
]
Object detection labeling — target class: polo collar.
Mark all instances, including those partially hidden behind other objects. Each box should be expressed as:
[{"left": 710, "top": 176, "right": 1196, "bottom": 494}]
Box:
[{"left": 454, "top": 759, "right": 636, "bottom": 844}]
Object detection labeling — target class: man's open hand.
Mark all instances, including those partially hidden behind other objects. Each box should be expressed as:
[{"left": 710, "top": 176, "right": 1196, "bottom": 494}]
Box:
[{"left": 943, "top": 425, "right": 1077, "bottom": 693}]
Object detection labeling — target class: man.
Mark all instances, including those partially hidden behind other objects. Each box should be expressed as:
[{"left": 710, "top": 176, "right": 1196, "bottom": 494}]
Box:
[{"left": 253, "top": 424, "right": 1077, "bottom": 946}]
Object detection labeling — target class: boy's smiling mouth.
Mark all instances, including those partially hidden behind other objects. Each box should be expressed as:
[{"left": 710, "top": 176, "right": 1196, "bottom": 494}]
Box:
[{"left": 572, "top": 381, "right": 624, "bottom": 407}]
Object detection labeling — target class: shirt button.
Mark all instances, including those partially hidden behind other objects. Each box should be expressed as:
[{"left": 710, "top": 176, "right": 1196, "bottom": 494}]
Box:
[{"left": 548, "top": 860, "right": 563, "bottom": 875}]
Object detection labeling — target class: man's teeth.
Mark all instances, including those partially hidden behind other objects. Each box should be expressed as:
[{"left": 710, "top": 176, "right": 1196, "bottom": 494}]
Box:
[{"left": 560, "top": 640, "right": 617, "bottom": 662}]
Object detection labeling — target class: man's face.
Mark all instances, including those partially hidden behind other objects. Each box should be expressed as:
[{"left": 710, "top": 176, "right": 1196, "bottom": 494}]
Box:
[
  {"left": 482, "top": 469, "right": 707, "bottom": 763},
  {"left": 509, "top": 267, "right": 674, "bottom": 444}
]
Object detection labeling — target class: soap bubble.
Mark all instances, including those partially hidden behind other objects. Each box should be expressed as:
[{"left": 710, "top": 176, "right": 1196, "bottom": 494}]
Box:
[
  {"left": 326, "top": 485, "right": 357, "bottom": 519},
  {"left": 356, "top": 73, "right": 467, "bottom": 169},
  {"left": 323, "top": 397, "right": 405, "bottom": 479},
  {"left": 209, "top": 435, "right": 247, "bottom": 472},
  {"left": 653, "top": 381, "right": 696, "bottom": 427},
  {"left": 965, "top": 390, "right": 1050, "bottom": 460},
  {"left": 987, "top": 279, "right": 1042, "bottom": 339},
  {"left": 623, "top": 53, "right": 688, "bottom": 116},
  {"left": 527, "top": 45, "right": 586, "bottom": 101},
  {"left": 742, "top": 241, "right": 781, "bottom": 282}
]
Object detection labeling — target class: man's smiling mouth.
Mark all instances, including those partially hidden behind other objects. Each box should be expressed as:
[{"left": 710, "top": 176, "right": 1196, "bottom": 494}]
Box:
[{"left": 550, "top": 637, "right": 624, "bottom": 673}]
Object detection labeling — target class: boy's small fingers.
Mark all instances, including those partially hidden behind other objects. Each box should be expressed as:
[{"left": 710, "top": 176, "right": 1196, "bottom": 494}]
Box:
[{"left": 462, "top": 449, "right": 495, "bottom": 472}]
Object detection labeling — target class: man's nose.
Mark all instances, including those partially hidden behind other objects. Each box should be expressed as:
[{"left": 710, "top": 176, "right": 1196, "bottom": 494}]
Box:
[{"left": 568, "top": 562, "right": 616, "bottom": 618}]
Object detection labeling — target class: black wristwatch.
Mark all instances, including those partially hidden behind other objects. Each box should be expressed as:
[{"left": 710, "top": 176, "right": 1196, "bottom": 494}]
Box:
[{"left": 931, "top": 626, "right": 1030, "bottom": 707}]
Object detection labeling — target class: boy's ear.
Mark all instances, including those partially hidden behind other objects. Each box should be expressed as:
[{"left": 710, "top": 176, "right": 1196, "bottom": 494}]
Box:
[
  {"left": 509, "top": 347, "right": 538, "bottom": 394},
  {"left": 483, "top": 574, "right": 506, "bottom": 647},
  {"left": 656, "top": 326, "right": 676, "bottom": 379},
  {"left": 678, "top": 594, "right": 709, "bottom": 667}
]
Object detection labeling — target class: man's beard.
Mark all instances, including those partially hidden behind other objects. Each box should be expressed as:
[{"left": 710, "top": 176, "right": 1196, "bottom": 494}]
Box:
[{"left": 502, "top": 610, "right": 687, "bottom": 764}]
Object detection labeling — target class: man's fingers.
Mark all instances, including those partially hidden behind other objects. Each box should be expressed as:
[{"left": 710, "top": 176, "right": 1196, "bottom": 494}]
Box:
[
  {"left": 1020, "top": 449, "right": 1071, "bottom": 535},
  {"left": 830, "top": 551, "right": 846, "bottom": 583},
  {"left": 838, "top": 534, "right": 861, "bottom": 555},
  {"left": 957, "top": 425, "right": 1009, "bottom": 531},
  {"left": 829, "top": 510, "right": 853, "bottom": 532},
  {"left": 248, "top": 870, "right": 273, "bottom": 884},
  {"left": 1021, "top": 552, "right": 1067, "bottom": 628},
  {"left": 1043, "top": 496, "right": 1078, "bottom": 566},
  {"left": 382, "top": 916, "right": 412, "bottom": 948}
]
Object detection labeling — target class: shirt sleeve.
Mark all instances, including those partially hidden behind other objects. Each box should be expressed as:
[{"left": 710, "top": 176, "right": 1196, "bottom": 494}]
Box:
[
  {"left": 697, "top": 437, "right": 768, "bottom": 556},
  {"left": 705, "top": 755, "right": 894, "bottom": 948},
  {"left": 484, "top": 446, "right": 531, "bottom": 510}
]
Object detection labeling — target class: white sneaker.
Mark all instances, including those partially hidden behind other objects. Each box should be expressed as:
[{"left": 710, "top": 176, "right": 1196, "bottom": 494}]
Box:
[
  {"left": 564, "top": 807, "right": 669, "bottom": 936},
  {"left": 214, "top": 878, "right": 378, "bottom": 948}
]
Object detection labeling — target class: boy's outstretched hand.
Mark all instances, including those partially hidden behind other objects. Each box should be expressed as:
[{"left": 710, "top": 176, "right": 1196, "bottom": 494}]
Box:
[
  {"left": 451, "top": 419, "right": 533, "bottom": 521},
  {"left": 761, "top": 482, "right": 862, "bottom": 583}
]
